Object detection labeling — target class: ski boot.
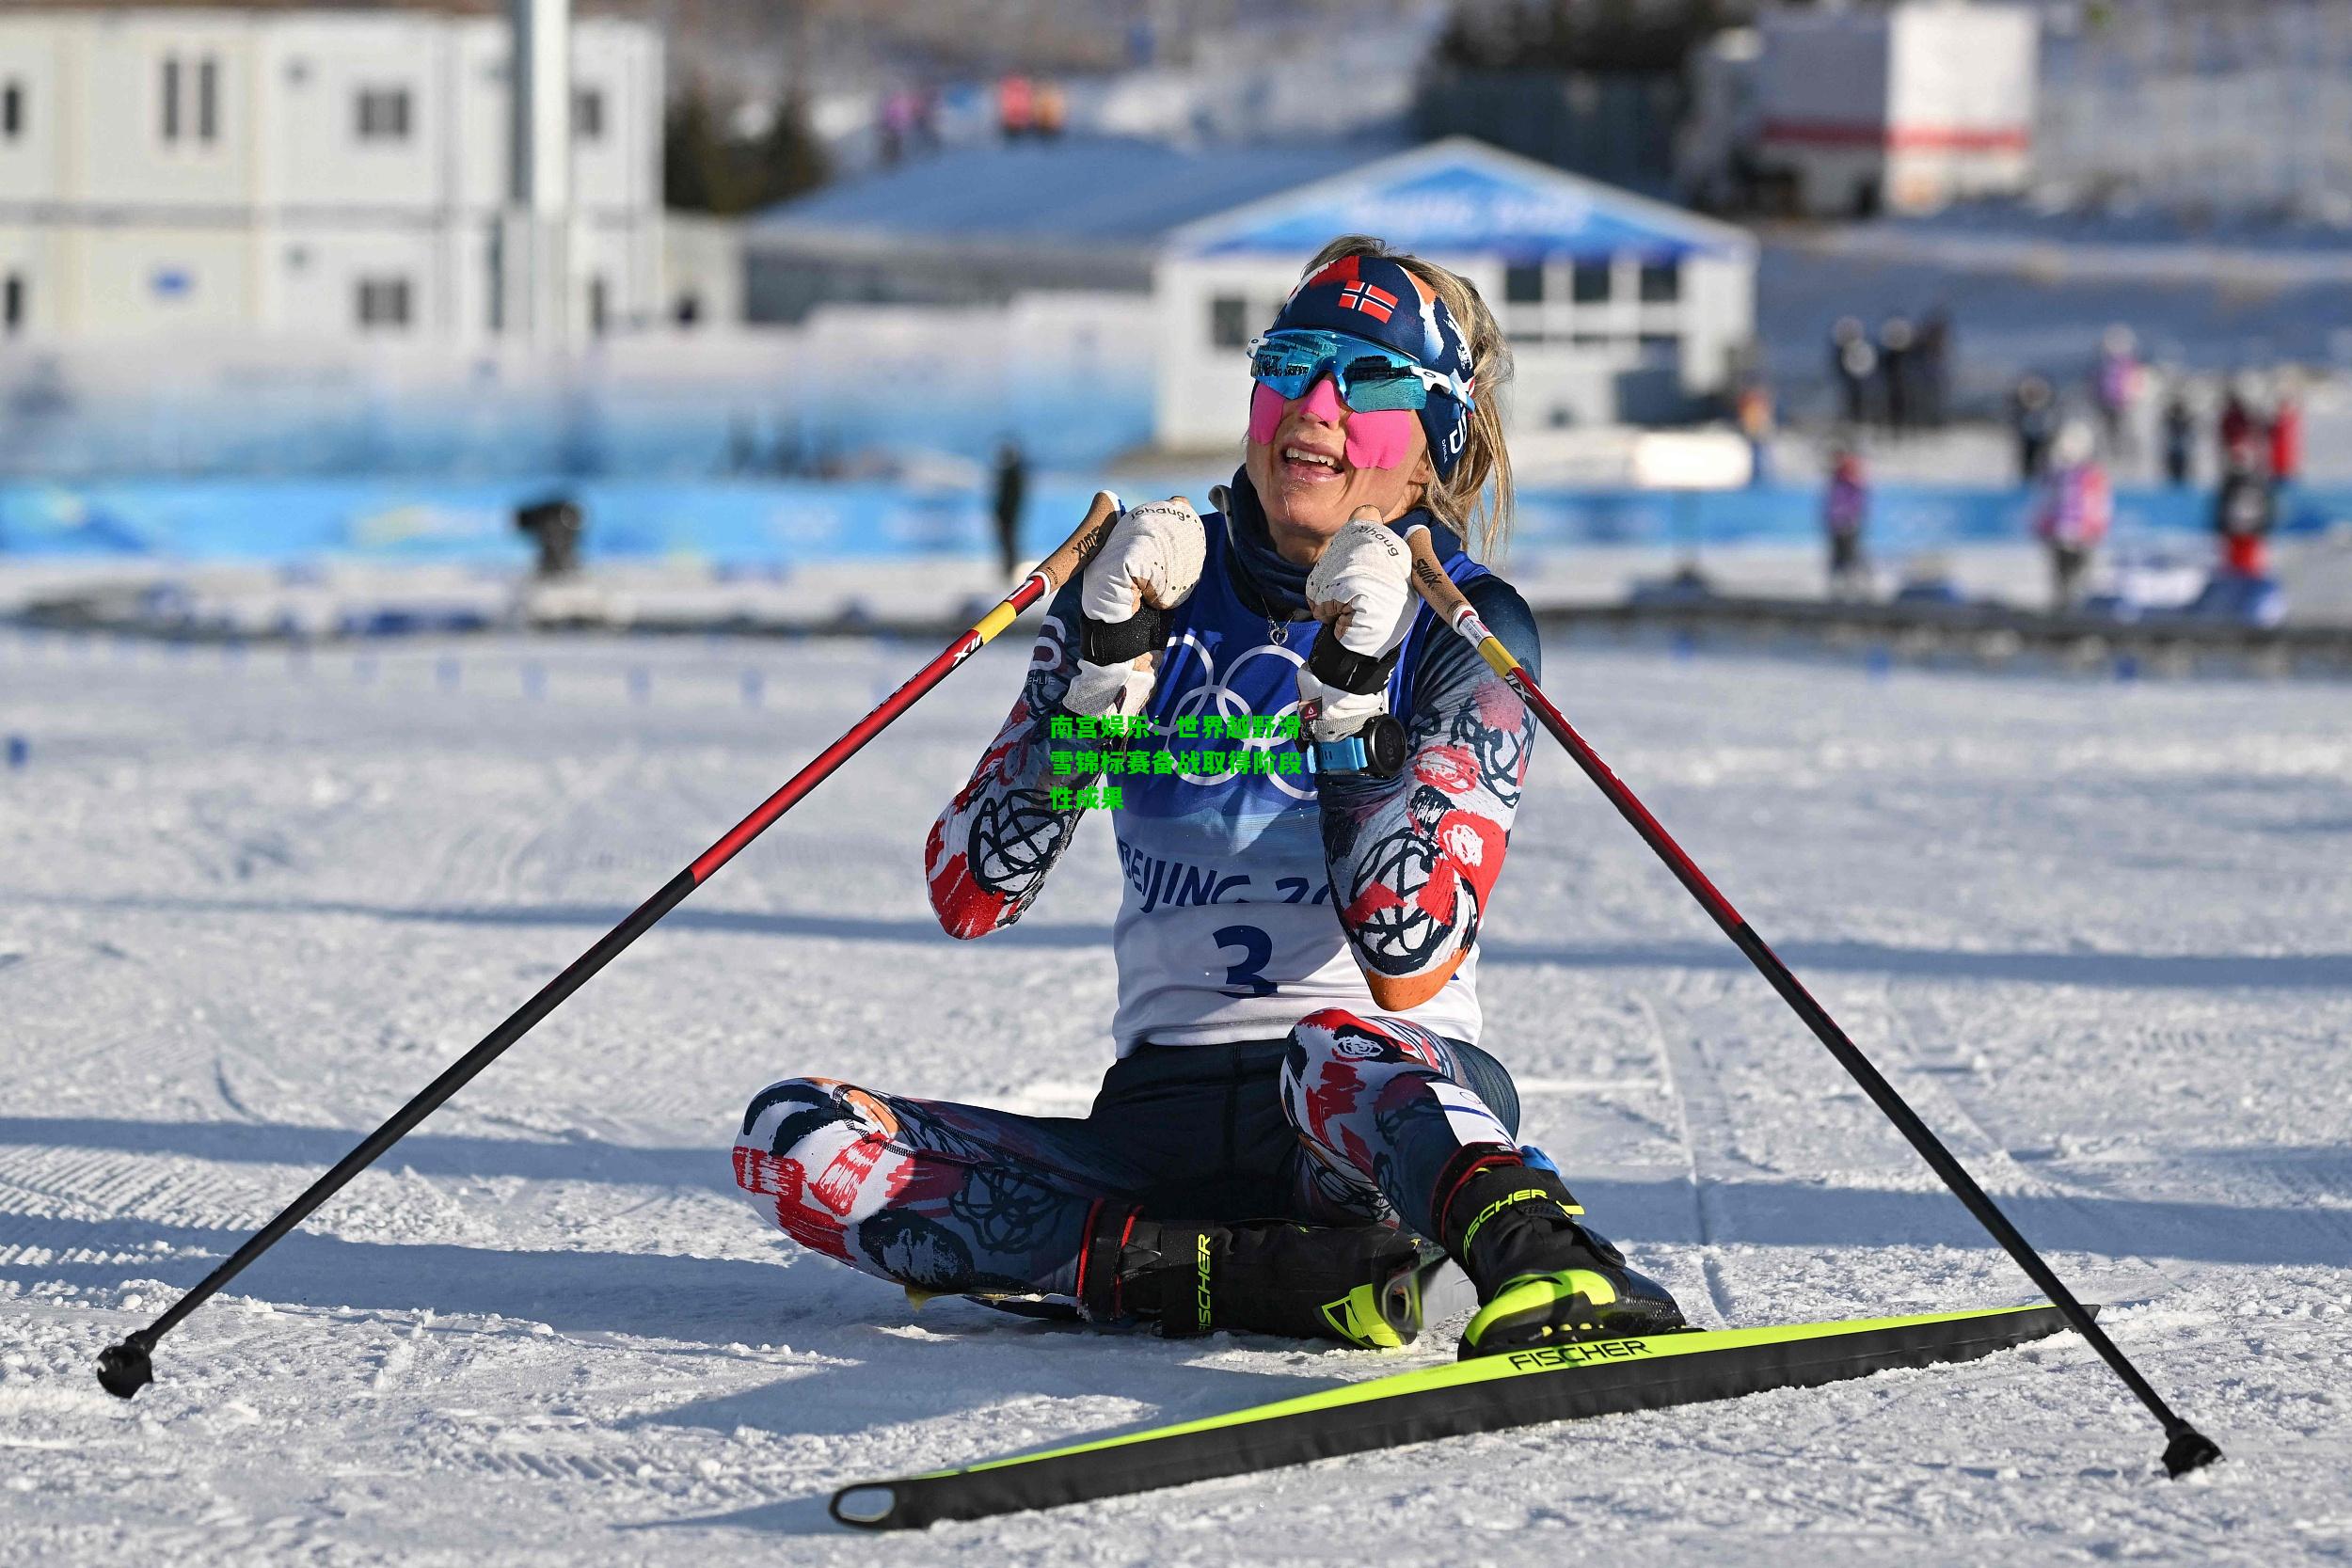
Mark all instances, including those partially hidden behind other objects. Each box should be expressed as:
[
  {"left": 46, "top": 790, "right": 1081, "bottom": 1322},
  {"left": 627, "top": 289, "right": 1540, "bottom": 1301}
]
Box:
[
  {"left": 1077, "top": 1208, "right": 1470, "bottom": 1350},
  {"left": 1438, "top": 1159, "right": 1687, "bottom": 1359}
]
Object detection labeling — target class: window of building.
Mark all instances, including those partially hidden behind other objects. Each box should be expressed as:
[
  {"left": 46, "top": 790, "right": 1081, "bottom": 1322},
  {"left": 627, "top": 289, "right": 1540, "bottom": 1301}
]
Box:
[
  {"left": 588, "top": 276, "right": 609, "bottom": 334},
  {"left": 3, "top": 81, "right": 24, "bottom": 141},
  {"left": 357, "top": 277, "right": 413, "bottom": 331},
  {"left": 4, "top": 274, "right": 24, "bottom": 334},
  {"left": 197, "top": 56, "right": 219, "bottom": 142},
  {"left": 1638, "top": 260, "right": 1680, "bottom": 304},
  {"left": 1570, "top": 260, "right": 1612, "bottom": 305},
  {"left": 160, "top": 56, "right": 182, "bottom": 142},
  {"left": 574, "top": 87, "right": 605, "bottom": 141},
  {"left": 356, "top": 87, "right": 411, "bottom": 142},
  {"left": 1503, "top": 264, "right": 1545, "bottom": 305},
  {"left": 1637, "top": 333, "right": 1681, "bottom": 367},
  {"left": 1209, "top": 295, "right": 1248, "bottom": 349}
]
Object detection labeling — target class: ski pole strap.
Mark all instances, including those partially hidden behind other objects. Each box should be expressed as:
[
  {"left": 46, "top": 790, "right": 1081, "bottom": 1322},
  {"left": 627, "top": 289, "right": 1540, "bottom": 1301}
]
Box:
[
  {"left": 1081, "top": 602, "right": 1166, "bottom": 665},
  {"left": 1303, "top": 630, "right": 1401, "bottom": 695}
]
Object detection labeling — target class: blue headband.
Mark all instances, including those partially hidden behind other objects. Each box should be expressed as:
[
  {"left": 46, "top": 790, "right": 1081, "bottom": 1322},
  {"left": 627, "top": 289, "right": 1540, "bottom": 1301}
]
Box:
[{"left": 1266, "top": 253, "right": 1476, "bottom": 481}]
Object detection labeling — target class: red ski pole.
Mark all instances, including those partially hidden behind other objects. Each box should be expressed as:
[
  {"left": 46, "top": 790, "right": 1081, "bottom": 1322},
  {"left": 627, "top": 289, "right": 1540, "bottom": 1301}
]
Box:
[
  {"left": 1401, "top": 526, "right": 2220, "bottom": 1480},
  {"left": 96, "top": 491, "right": 1125, "bottom": 1401}
]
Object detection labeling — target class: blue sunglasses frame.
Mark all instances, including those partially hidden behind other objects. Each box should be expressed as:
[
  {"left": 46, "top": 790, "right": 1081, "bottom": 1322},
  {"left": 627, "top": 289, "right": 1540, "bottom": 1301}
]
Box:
[{"left": 1245, "top": 329, "right": 1473, "bottom": 413}]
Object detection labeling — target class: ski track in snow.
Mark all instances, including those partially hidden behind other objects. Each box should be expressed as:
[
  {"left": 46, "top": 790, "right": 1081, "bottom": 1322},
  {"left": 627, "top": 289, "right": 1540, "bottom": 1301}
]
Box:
[{"left": 2, "top": 629, "right": 2349, "bottom": 1565}]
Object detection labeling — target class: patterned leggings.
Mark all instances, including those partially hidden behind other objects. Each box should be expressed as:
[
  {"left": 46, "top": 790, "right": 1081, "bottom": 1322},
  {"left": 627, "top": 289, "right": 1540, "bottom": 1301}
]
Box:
[{"left": 732, "top": 1008, "right": 1523, "bottom": 1301}]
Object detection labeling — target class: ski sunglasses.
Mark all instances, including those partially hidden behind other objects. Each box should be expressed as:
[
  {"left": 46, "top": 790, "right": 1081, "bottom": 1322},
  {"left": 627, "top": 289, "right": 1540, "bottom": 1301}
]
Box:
[{"left": 1245, "top": 328, "right": 1474, "bottom": 414}]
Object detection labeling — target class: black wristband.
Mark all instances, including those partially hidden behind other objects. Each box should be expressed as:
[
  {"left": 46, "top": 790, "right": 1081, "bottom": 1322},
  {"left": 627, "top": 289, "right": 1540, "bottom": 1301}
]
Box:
[
  {"left": 1081, "top": 603, "right": 1166, "bottom": 665},
  {"left": 1306, "top": 629, "right": 1401, "bottom": 696}
]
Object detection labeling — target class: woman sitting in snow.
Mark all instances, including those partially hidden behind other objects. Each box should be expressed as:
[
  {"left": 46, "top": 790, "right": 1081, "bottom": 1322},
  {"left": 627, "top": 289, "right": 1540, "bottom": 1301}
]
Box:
[{"left": 734, "top": 236, "right": 1684, "bottom": 1357}]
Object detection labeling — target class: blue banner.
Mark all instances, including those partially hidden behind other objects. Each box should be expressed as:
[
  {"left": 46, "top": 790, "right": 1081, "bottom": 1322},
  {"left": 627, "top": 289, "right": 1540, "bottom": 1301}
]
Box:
[{"left": 2, "top": 477, "right": 2341, "bottom": 565}]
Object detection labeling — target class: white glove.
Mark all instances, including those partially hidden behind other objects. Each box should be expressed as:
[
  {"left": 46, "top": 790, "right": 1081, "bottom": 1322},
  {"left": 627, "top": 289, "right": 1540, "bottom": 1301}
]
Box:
[
  {"left": 1297, "top": 514, "right": 1417, "bottom": 740},
  {"left": 1065, "top": 498, "right": 1206, "bottom": 718}
]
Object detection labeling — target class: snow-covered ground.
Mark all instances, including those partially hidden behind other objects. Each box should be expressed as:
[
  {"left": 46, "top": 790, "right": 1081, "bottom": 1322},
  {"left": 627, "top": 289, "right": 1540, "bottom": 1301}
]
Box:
[{"left": 3, "top": 629, "right": 2348, "bottom": 1565}]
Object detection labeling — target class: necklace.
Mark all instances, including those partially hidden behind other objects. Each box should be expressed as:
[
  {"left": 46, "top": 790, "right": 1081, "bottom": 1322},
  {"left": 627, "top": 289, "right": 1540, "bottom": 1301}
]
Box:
[
  {"left": 1227, "top": 549, "right": 1308, "bottom": 648},
  {"left": 1215, "top": 483, "right": 1315, "bottom": 648}
]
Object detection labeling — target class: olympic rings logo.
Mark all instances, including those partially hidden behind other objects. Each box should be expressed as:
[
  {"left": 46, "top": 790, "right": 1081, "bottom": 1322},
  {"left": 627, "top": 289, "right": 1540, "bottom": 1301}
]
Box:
[{"left": 1164, "top": 631, "right": 1314, "bottom": 801}]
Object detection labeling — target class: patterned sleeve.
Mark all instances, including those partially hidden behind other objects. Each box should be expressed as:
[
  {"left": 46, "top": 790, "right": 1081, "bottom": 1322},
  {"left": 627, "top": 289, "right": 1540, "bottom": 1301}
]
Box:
[
  {"left": 1314, "top": 576, "right": 1541, "bottom": 1011},
  {"left": 924, "top": 582, "right": 1124, "bottom": 939}
]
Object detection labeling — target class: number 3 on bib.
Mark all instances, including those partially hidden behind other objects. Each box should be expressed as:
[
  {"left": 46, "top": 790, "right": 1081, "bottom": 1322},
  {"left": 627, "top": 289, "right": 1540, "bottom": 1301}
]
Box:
[{"left": 1212, "top": 925, "right": 1276, "bottom": 998}]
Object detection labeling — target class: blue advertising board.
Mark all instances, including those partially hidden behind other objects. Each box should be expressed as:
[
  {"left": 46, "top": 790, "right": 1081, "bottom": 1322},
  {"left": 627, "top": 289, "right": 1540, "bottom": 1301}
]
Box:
[{"left": 0, "top": 476, "right": 2339, "bottom": 566}]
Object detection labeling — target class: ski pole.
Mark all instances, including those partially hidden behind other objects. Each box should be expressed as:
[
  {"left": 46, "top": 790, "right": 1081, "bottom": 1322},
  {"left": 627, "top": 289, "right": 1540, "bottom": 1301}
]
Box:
[
  {"left": 1401, "top": 526, "right": 2221, "bottom": 1481},
  {"left": 96, "top": 491, "right": 1126, "bottom": 1401}
]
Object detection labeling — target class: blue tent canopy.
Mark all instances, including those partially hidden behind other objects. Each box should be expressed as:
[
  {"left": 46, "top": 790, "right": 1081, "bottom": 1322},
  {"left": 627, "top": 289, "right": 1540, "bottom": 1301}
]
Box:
[{"left": 1181, "top": 144, "right": 1750, "bottom": 264}]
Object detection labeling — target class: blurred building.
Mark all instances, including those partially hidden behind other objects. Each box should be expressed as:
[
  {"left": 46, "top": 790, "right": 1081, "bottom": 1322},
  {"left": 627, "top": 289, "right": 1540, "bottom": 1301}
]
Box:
[
  {"left": 0, "top": 7, "right": 662, "bottom": 342},
  {"left": 2035, "top": 0, "right": 2352, "bottom": 221},
  {"left": 660, "top": 213, "right": 743, "bottom": 331},
  {"left": 749, "top": 135, "right": 1756, "bottom": 440},
  {"left": 1159, "top": 138, "right": 1756, "bottom": 444},
  {"left": 1747, "top": 0, "right": 2037, "bottom": 217}
]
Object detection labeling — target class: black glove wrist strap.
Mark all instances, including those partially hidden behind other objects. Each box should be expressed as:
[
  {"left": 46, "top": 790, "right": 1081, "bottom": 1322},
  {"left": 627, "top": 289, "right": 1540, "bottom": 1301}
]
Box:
[
  {"left": 1081, "top": 602, "right": 1166, "bottom": 665},
  {"left": 1306, "top": 630, "right": 1401, "bottom": 696}
]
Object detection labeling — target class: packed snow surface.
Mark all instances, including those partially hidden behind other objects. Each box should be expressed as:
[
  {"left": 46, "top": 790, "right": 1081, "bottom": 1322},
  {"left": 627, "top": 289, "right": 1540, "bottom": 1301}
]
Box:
[{"left": 2, "top": 627, "right": 2347, "bottom": 1565}]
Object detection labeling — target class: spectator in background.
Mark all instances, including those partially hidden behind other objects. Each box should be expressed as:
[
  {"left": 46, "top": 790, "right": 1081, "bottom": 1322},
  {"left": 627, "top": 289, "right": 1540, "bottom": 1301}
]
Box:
[
  {"left": 913, "top": 85, "right": 943, "bottom": 151},
  {"left": 2011, "top": 374, "right": 2058, "bottom": 483},
  {"left": 998, "top": 74, "right": 1035, "bottom": 139},
  {"left": 1915, "top": 307, "right": 1952, "bottom": 428},
  {"left": 2093, "top": 325, "right": 2142, "bottom": 461},
  {"left": 1736, "top": 376, "right": 1775, "bottom": 486},
  {"left": 991, "top": 438, "right": 1028, "bottom": 581},
  {"left": 2032, "top": 420, "right": 2111, "bottom": 610},
  {"left": 1877, "top": 316, "right": 1915, "bottom": 434},
  {"left": 1032, "top": 80, "right": 1068, "bottom": 138},
  {"left": 879, "top": 87, "right": 916, "bottom": 166},
  {"left": 2217, "top": 375, "right": 2260, "bottom": 475},
  {"left": 1822, "top": 444, "right": 1870, "bottom": 600},
  {"left": 1830, "top": 318, "right": 1875, "bottom": 426},
  {"left": 2213, "top": 446, "right": 2276, "bottom": 579},
  {"left": 2161, "top": 385, "right": 2195, "bottom": 488},
  {"left": 2267, "top": 375, "right": 2302, "bottom": 487}
]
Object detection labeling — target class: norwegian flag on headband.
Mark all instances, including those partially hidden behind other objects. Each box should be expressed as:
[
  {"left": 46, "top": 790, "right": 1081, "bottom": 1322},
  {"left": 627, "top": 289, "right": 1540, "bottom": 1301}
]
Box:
[
  {"left": 1337, "top": 280, "right": 1398, "bottom": 323},
  {"left": 1266, "top": 249, "right": 1478, "bottom": 482}
]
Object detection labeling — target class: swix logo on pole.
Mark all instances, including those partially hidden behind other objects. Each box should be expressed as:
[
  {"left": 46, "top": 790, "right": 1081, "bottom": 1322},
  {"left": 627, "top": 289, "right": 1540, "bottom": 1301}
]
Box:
[{"left": 1338, "top": 281, "right": 1398, "bottom": 322}]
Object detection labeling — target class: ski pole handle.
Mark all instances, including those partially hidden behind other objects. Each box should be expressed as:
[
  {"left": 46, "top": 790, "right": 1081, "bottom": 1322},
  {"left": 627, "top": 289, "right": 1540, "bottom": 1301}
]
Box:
[
  {"left": 957, "top": 489, "right": 1123, "bottom": 652},
  {"left": 1400, "top": 524, "right": 1509, "bottom": 676},
  {"left": 1033, "top": 490, "right": 1126, "bottom": 597}
]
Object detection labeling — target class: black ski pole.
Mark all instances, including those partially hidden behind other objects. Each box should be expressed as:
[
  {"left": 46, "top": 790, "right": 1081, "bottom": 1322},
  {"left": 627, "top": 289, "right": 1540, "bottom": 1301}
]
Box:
[
  {"left": 95, "top": 492, "right": 1124, "bottom": 1401},
  {"left": 1402, "top": 526, "right": 2221, "bottom": 1480}
]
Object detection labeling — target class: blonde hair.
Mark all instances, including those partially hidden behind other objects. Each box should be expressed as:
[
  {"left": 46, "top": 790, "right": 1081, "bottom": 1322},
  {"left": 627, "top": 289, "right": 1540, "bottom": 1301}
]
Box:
[{"left": 1298, "top": 234, "right": 1516, "bottom": 558}]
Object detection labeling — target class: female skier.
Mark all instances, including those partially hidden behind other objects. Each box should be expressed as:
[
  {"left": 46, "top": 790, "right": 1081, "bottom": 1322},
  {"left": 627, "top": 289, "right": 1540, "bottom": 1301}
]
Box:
[{"left": 735, "top": 237, "right": 1686, "bottom": 1357}]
